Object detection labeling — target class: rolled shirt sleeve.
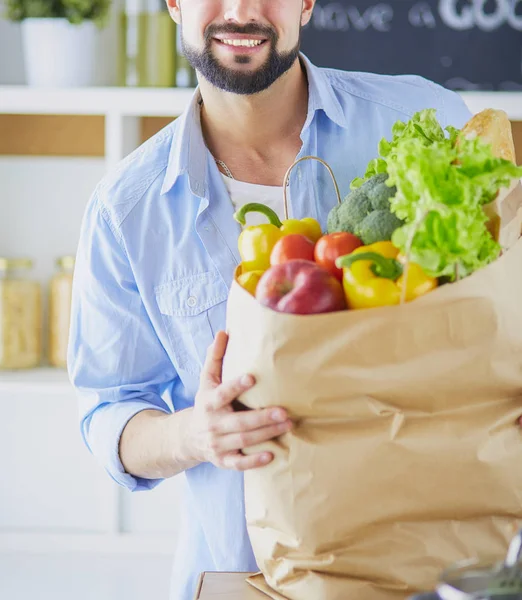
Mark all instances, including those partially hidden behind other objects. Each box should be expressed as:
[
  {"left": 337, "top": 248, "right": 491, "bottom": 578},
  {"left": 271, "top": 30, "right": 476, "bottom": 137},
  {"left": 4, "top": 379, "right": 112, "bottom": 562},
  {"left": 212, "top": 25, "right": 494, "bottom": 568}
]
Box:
[{"left": 68, "top": 191, "right": 178, "bottom": 492}]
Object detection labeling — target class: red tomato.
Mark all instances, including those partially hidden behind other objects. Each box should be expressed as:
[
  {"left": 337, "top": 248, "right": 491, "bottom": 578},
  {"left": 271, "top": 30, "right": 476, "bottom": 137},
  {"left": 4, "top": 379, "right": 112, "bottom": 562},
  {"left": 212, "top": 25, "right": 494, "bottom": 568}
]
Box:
[
  {"left": 270, "top": 234, "right": 316, "bottom": 266},
  {"left": 314, "top": 232, "right": 363, "bottom": 280}
]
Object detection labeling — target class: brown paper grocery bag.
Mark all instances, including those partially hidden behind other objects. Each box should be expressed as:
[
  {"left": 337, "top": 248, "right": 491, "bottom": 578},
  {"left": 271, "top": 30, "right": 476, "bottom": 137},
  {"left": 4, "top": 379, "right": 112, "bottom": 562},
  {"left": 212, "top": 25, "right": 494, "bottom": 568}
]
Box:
[{"left": 222, "top": 183, "right": 522, "bottom": 600}]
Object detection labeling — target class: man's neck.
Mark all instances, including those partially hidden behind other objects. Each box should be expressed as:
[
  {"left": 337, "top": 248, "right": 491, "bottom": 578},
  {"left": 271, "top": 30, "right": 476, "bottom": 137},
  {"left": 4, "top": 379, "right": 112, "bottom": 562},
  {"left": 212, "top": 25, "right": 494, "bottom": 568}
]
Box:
[{"left": 198, "top": 58, "right": 309, "bottom": 186}]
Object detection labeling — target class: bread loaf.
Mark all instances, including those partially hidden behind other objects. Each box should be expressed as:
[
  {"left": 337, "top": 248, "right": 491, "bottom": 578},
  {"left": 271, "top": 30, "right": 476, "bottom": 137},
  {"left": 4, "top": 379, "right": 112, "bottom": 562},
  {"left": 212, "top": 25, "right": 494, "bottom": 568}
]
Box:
[{"left": 458, "top": 109, "right": 521, "bottom": 247}]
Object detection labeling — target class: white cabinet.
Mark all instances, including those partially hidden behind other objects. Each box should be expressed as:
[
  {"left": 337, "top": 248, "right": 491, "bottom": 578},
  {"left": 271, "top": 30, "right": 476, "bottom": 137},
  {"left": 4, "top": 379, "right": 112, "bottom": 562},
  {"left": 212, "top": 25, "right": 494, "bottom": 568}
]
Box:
[
  {"left": 0, "top": 371, "right": 184, "bottom": 541},
  {"left": 1, "top": 388, "right": 115, "bottom": 533}
]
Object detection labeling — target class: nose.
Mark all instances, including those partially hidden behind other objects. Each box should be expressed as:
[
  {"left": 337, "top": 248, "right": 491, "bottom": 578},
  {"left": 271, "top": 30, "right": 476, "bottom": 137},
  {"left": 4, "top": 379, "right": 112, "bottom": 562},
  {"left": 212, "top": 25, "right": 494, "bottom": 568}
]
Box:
[{"left": 223, "top": 0, "right": 262, "bottom": 24}]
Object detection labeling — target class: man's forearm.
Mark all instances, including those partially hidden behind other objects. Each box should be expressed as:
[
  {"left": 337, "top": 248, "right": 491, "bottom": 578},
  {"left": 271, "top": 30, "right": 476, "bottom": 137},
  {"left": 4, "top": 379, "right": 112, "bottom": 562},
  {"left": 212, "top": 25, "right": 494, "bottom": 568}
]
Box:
[{"left": 119, "top": 408, "right": 200, "bottom": 480}]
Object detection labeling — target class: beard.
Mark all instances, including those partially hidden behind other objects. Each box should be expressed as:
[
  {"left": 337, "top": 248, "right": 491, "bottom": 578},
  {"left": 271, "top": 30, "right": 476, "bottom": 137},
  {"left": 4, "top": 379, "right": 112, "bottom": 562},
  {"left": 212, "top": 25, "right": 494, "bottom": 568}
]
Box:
[{"left": 181, "top": 22, "right": 301, "bottom": 95}]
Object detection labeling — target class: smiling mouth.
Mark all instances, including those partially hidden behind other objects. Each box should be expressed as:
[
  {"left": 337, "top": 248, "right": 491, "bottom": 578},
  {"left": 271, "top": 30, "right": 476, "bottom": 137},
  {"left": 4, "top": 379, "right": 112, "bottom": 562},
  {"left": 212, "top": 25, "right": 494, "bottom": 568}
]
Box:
[{"left": 215, "top": 38, "right": 268, "bottom": 48}]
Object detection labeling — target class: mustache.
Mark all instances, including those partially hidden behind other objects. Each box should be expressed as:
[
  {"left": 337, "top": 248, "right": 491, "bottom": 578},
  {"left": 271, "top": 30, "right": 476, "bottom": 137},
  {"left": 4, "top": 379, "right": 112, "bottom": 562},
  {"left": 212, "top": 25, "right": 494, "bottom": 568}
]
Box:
[{"left": 204, "top": 23, "right": 277, "bottom": 43}]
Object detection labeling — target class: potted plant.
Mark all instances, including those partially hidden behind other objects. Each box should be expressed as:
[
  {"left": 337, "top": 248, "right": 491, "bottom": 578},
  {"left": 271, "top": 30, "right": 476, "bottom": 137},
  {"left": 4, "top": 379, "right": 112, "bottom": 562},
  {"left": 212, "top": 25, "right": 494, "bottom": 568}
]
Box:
[{"left": 5, "top": 0, "right": 111, "bottom": 87}]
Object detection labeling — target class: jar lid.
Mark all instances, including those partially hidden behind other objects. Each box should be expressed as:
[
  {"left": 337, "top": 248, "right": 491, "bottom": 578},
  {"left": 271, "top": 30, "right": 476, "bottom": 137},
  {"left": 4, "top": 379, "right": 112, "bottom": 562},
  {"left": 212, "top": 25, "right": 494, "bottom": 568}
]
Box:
[
  {"left": 0, "top": 258, "right": 33, "bottom": 270},
  {"left": 56, "top": 255, "right": 76, "bottom": 270}
]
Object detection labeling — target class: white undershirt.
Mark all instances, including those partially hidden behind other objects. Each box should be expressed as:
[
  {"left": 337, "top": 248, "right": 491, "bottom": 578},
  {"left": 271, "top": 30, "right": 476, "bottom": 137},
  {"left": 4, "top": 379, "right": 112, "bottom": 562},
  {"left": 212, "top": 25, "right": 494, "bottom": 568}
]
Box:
[{"left": 221, "top": 174, "right": 285, "bottom": 226}]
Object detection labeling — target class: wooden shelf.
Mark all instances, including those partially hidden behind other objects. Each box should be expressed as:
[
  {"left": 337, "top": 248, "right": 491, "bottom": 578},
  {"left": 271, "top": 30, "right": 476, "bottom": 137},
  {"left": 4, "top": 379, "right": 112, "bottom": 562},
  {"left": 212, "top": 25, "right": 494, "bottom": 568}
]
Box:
[{"left": 0, "top": 367, "right": 72, "bottom": 393}]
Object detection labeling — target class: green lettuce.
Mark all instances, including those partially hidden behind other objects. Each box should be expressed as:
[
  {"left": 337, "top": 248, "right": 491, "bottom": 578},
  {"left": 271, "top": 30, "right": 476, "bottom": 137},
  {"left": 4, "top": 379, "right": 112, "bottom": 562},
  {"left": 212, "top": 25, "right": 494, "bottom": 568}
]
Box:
[
  {"left": 351, "top": 108, "right": 522, "bottom": 280},
  {"left": 350, "top": 109, "right": 447, "bottom": 190},
  {"left": 387, "top": 129, "right": 522, "bottom": 279}
]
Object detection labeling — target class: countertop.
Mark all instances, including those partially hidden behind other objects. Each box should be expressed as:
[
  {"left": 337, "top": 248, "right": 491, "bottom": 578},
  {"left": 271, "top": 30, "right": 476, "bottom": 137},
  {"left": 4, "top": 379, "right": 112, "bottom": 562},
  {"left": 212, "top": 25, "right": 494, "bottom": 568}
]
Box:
[{"left": 194, "top": 572, "right": 266, "bottom": 599}]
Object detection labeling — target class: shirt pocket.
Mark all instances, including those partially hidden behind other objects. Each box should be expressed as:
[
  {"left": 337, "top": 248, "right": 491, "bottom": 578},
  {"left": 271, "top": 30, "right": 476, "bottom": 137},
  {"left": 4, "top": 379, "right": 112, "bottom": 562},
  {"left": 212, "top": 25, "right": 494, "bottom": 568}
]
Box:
[{"left": 154, "top": 271, "right": 229, "bottom": 376}]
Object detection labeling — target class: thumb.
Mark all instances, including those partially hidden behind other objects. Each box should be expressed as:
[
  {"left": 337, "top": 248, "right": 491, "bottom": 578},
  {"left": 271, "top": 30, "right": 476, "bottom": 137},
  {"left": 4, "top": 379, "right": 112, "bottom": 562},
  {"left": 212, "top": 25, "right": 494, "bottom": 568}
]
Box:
[{"left": 200, "top": 331, "right": 228, "bottom": 390}]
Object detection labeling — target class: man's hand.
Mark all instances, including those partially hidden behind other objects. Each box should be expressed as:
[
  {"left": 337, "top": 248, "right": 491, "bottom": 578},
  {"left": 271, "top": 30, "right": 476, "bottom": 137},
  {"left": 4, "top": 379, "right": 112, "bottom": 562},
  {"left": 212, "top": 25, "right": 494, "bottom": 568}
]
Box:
[{"left": 186, "top": 330, "right": 293, "bottom": 471}]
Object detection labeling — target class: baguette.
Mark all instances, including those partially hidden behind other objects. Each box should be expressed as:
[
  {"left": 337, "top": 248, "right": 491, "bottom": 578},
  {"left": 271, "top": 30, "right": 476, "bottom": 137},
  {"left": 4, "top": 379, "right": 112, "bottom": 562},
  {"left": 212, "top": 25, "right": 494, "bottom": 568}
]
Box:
[
  {"left": 458, "top": 109, "right": 521, "bottom": 247},
  {"left": 459, "top": 108, "right": 516, "bottom": 163}
]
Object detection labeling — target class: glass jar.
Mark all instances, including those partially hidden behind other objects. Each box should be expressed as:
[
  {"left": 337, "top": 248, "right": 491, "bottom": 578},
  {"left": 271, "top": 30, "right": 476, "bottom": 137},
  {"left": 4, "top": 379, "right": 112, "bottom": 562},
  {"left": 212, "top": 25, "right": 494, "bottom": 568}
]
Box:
[
  {"left": 48, "top": 256, "right": 75, "bottom": 369},
  {"left": 0, "top": 258, "right": 42, "bottom": 370},
  {"left": 119, "top": 0, "right": 176, "bottom": 87}
]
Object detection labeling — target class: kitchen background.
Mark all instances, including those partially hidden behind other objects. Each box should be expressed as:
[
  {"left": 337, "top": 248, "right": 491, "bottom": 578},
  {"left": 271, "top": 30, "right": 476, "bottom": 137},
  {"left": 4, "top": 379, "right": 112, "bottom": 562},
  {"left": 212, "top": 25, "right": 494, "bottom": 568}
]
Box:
[{"left": 0, "top": 1, "right": 521, "bottom": 599}]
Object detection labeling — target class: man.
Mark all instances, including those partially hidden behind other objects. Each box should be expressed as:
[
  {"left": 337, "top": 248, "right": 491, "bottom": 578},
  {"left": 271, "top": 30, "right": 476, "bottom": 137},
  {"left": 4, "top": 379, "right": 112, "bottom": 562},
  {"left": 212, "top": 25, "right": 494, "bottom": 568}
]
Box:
[{"left": 68, "top": 1, "right": 474, "bottom": 599}]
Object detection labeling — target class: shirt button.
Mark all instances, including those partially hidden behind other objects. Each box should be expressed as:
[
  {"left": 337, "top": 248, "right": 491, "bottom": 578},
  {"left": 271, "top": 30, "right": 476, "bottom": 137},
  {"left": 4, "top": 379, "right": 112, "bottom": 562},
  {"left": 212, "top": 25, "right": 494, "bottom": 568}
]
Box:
[{"left": 187, "top": 296, "right": 197, "bottom": 307}]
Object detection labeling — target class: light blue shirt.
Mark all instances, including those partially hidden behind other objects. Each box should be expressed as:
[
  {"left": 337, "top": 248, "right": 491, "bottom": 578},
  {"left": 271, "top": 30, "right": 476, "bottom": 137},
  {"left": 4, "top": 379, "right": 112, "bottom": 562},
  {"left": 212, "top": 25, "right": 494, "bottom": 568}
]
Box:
[{"left": 68, "top": 53, "right": 472, "bottom": 600}]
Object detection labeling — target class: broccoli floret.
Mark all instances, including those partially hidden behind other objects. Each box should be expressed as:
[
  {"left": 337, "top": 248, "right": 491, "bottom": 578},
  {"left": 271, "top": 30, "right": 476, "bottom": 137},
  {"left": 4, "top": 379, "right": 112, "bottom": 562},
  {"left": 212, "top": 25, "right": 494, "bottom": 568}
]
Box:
[
  {"left": 357, "top": 210, "right": 404, "bottom": 245},
  {"left": 327, "top": 205, "right": 341, "bottom": 233},
  {"left": 359, "top": 172, "right": 388, "bottom": 193},
  {"left": 359, "top": 172, "right": 397, "bottom": 211},
  {"left": 367, "top": 178, "right": 397, "bottom": 212},
  {"left": 334, "top": 187, "right": 373, "bottom": 234},
  {"left": 327, "top": 186, "right": 372, "bottom": 234},
  {"left": 327, "top": 173, "right": 402, "bottom": 242}
]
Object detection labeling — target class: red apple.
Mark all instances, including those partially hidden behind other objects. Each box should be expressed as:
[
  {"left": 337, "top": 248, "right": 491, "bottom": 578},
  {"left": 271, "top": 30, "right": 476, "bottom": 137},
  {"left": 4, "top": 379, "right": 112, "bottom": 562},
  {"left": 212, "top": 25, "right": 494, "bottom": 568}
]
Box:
[
  {"left": 314, "top": 232, "right": 363, "bottom": 280},
  {"left": 256, "top": 259, "right": 346, "bottom": 315},
  {"left": 270, "top": 234, "right": 316, "bottom": 266}
]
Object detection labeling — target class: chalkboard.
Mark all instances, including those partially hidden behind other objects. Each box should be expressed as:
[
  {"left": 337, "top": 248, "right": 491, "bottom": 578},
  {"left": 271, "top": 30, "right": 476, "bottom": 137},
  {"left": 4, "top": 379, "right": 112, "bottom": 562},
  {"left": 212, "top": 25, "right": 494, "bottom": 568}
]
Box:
[{"left": 301, "top": 1, "right": 522, "bottom": 91}]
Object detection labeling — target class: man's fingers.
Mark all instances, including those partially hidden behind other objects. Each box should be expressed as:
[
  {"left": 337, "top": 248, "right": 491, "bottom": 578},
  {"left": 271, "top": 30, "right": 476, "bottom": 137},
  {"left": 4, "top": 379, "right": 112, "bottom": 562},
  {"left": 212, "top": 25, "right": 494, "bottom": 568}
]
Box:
[
  {"left": 200, "top": 331, "right": 228, "bottom": 389},
  {"left": 214, "top": 406, "right": 288, "bottom": 434},
  {"left": 217, "top": 421, "right": 293, "bottom": 453},
  {"left": 220, "top": 450, "right": 274, "bottom": 471},
  {"left": 207, "top": 374, "right": 256, "bottom": 411}
]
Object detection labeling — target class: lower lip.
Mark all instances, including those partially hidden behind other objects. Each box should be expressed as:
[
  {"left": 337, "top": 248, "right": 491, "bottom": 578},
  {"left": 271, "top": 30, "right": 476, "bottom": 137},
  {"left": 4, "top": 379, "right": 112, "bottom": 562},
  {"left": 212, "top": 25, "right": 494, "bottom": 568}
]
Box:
[{"left": 214, "top": 39, "right": 268, "bottom": 54}]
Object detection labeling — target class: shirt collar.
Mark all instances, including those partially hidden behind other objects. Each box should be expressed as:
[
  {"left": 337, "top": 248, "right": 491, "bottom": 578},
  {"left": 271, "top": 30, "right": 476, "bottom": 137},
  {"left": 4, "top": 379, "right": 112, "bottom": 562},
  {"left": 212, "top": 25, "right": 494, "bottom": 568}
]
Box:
[
  {"left": 161, "top": 53, "right": 347, "bottom": 196},
  {"left": 161, "top": 90, "right": 208, "bottom": 197},
  {"left": 299, "top": 53, "right": 347, "bottom": 131}
]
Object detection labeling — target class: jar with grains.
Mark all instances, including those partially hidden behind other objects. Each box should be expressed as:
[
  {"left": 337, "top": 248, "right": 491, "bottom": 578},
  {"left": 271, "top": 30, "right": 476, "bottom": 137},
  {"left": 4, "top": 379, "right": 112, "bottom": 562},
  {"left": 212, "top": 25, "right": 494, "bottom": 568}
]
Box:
[
  {"left": 48, "top": 256, "right": 75, "bottom": 368},
  {"left": 0, "top": 258, "right": 42, "bottom": 370}
]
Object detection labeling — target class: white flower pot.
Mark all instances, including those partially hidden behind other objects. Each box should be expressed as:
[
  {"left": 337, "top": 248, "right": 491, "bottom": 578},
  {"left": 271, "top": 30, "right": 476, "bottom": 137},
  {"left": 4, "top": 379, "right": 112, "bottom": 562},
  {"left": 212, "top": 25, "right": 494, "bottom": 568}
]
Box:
[{"left": 21, "top": 19, "right": 98, "bottom": 87}]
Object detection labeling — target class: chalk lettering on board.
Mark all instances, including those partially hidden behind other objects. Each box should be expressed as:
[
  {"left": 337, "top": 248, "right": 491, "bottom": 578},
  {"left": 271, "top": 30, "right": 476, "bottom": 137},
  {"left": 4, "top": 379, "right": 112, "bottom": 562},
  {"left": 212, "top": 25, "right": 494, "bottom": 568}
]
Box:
[
  {"left": 312, "top": 3, "right": 349, "bottom": 31},
  {"left": 409, "top": 2, "right": 437, "bottom": 28},
  {"left": 370, "top": 3, "right": 394, "bottom": 31},
  {"left": 507, "top": 0, "right": 522, "bottom": 30},
  {"left": 311, "top": 3, "right": 394, "bottom": 31},
  {"left": 438, "top": 0, "right": 474, "bottom": 30},
  {"left": 439, "top": 0, "right": 522, "bottom": 32},
  {"left": 345, "top": 6, "right": 373, "bottom": 30},
  {"left": 474, "top": 0, "right": 512, "bottom": 32}
]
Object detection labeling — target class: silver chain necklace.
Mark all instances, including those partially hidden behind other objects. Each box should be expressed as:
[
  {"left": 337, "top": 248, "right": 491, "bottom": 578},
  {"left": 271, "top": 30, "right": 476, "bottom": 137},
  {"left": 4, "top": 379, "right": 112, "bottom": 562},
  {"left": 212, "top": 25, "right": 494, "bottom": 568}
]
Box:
[{"left": 214, "top": 158, "right": 235, "bottom": 180}]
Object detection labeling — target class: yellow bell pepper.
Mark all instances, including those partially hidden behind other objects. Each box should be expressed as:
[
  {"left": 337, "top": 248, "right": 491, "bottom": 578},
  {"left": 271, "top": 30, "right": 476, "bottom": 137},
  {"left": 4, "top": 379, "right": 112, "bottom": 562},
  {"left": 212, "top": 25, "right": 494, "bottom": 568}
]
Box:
[
  {"left": 279, "top": 217, "right": 323, "bottom": 243},
  {"left": 234, "top": 203, "right": 323, "bottom": 272},
  {"left": 335, "top": 241, "right": 437, "bottom": 309},
  {"left": 237, "top": 269, "right": 264, "bottom": 297}
]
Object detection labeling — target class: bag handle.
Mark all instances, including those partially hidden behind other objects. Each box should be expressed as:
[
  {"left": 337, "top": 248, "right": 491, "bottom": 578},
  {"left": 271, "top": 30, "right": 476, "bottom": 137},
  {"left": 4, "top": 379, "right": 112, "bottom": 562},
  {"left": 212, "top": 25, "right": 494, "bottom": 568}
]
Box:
[{"left": 282, "top": 155, "right": 342, "bottom": 220}]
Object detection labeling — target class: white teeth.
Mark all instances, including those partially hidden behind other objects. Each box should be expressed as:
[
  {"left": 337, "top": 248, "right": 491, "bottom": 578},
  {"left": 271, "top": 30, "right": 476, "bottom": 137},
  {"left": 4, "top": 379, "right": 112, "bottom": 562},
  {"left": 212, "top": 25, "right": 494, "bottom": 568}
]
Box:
[{"left": 220, "top": 39, "right": 263, "bottom": 47}]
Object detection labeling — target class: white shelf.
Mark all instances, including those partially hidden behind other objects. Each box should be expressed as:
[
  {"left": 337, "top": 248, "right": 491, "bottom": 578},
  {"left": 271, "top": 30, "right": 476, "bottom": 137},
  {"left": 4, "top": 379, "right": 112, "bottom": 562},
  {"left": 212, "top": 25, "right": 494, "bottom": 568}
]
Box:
[
  {"left": 0, "top": 85, "right": 196, "bottom": 117},
  {"left": 459, "top": 91, "right": 522, "bottom": 121},
  {"left": 0, "top": 86, "right": 521, "bottom": 119},
  {"left": 0, "top": 367, "right": 72, "bottom": 393}
]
